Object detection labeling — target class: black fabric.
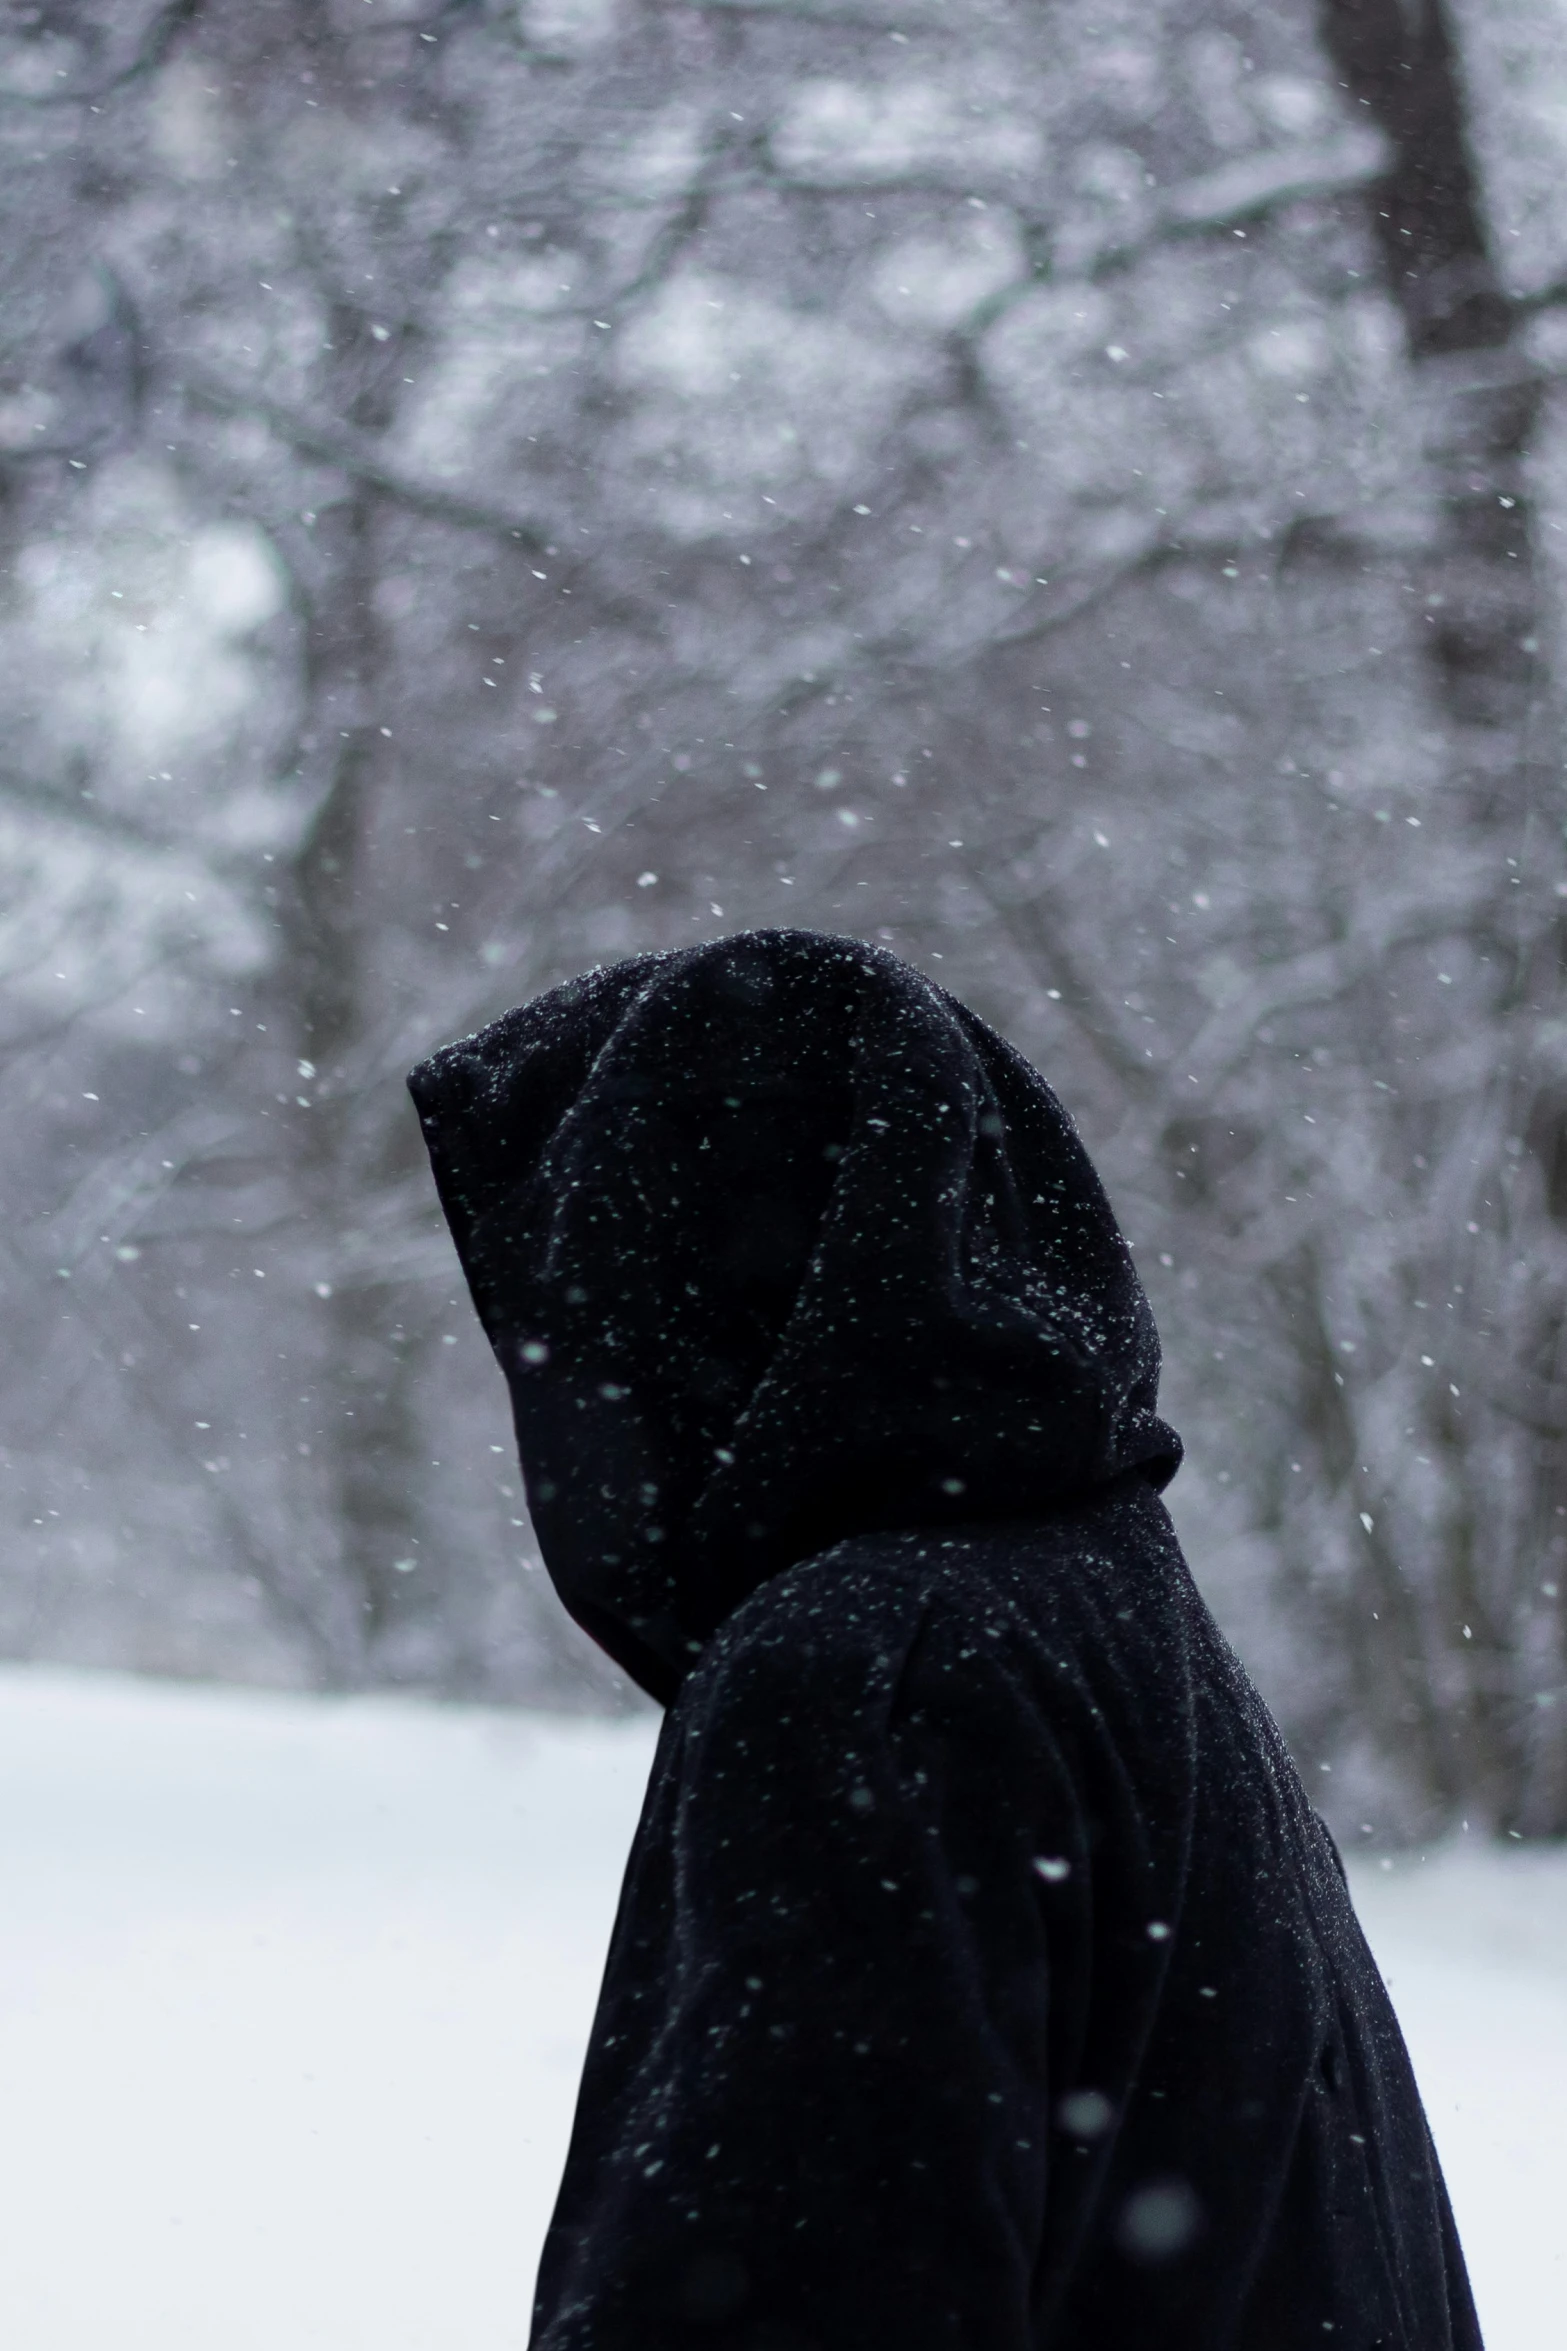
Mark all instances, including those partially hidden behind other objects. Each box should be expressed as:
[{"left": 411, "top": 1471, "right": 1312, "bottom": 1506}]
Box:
[
  {"left": 408, "top": 930, "right": 1179, "bottom": 1704},
  {"left": 409, "top": 930, "right": 1480, "bottom": 2351}
]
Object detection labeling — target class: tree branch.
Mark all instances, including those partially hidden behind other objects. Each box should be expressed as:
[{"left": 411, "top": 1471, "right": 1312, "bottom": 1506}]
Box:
[
  {"left": 180, "top": 368, "right": 552, "bottom": 549},
  {"left": 0, "top": 0, "right": 205, "bottom": 108}
]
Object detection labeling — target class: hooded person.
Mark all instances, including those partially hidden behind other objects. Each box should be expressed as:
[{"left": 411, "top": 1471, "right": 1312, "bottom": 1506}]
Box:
[{"left": 408, "top": 930, "right": 1481, "bottom": 2351}]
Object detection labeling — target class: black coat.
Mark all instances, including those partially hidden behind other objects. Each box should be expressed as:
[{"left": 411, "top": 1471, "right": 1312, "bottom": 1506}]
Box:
[{"left": 410, "top": 930, "right": 1480, "bottom": 2351}]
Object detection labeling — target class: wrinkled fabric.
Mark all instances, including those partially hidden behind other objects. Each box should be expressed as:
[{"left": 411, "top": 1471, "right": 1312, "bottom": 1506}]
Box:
[{"left": 410, "top": 930, "right": 1480, "bottom": 2351}]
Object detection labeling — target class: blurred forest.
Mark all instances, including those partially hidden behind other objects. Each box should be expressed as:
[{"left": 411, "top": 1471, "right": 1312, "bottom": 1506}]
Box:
[{"left": 5, "top": 0, "right": 1567, "bottom": 1838}]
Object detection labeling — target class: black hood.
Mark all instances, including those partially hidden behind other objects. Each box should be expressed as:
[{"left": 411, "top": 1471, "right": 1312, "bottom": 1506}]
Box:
[{"left": 408, "top": 929, "right": 1179, "bottom": 1702}]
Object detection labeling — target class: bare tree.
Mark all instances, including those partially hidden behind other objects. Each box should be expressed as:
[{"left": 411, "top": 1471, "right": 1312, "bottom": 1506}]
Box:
[{"left": 6, "top": 0, "right": 1567, "bottom": 1822}]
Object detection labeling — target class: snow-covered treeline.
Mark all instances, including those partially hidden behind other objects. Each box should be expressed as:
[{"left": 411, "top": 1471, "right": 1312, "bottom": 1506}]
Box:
[{"left": 5, "top": 0, "right": 1567, "bottom": 1834}]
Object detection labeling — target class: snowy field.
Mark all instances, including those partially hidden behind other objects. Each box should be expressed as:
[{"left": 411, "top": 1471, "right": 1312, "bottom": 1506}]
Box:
[{"left": 0, "top": 1666, "right": 1560, "bottom": 2349}]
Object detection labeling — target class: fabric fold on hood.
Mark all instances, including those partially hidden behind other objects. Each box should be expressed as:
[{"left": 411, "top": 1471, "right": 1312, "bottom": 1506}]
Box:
[{"left": 408, "top": 929, "right": 1179, "bottom": 1701}]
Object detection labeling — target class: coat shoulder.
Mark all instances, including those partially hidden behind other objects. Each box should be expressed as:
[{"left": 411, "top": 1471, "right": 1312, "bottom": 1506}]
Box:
[{"left": 674, "top": 1490, "right": 1198, "bottom": 1752}]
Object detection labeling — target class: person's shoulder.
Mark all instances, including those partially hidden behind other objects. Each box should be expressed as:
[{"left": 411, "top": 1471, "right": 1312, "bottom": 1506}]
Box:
[
  {"left": 678, "top": 1486, "right": 1202, "bottom": 1733},
  {"left": 682, "top": 1530, "right": 954, "bottom": 1715},
  {"left": 709, "top": 1490, "right": 1180, "bottom": 1654},
  {"left": 670, "top": 1533, "right": 1050, "bottom": 1802}
]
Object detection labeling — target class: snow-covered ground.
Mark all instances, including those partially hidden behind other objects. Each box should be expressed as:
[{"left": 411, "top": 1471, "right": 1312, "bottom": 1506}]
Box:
[{"left": 0, "top": 1666, "right": 1559, "bottom": 2348}]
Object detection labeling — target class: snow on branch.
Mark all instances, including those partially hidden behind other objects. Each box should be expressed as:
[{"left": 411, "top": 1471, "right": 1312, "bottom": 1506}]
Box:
[{"left": 1157, "top": 127, "right": 1393, "bottom": 235}]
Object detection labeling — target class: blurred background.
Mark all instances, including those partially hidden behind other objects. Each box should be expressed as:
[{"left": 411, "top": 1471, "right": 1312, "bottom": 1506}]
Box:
[{"left": 4, "top": 0, "right": 1567, "bottom": 1847}]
